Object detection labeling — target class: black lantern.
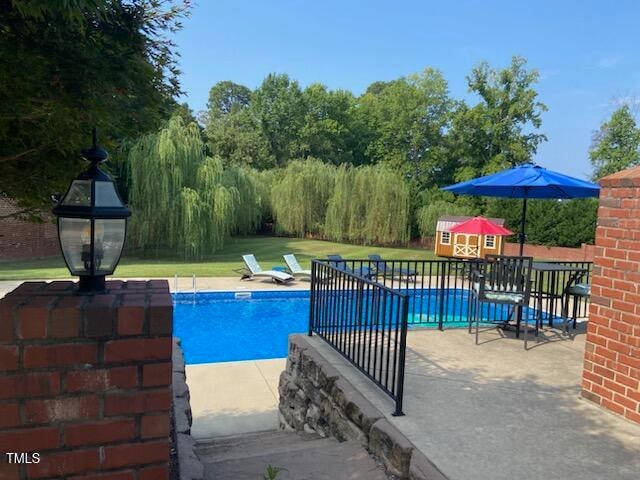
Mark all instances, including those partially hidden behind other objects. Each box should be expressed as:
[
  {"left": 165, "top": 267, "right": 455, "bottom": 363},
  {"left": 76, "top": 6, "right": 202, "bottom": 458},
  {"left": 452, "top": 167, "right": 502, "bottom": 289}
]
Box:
[{"left": 53, "top": 129, "right": 131, "bottom": 292}]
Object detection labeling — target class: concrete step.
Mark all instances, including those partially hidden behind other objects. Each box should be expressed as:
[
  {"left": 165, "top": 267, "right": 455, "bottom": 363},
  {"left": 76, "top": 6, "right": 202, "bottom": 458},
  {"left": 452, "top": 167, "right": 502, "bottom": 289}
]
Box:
[
  {"left": 195, "top": 430, "right": 331, "bottom": 462},
  {"left": 196, "top": 430, "right": 389, "bottom": 480}
]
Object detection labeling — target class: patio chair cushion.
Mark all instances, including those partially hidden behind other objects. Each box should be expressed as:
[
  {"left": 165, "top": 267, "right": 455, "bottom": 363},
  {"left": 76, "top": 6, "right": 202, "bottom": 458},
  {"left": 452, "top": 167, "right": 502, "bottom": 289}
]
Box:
[
  {"left": 567, "top": 283, "right": 590, "bottom": 297},
  {"left": 483, "top": 291, "right": 525, "bottom": 303},
  {"left": 472, "top": 282, "right": 524, "bottom": 303},
  {"left": 472, "top": 282, "right": 518, "bottom": 293}
]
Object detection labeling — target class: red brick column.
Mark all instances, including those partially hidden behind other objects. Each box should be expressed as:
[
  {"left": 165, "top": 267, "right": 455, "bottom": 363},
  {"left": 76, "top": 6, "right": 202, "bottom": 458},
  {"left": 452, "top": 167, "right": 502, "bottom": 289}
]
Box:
[
  {"left": 0, "top": 280, "right": 173, "bottom": 479},
  {"left": 582, "top": 166, "right": 640, "bottom": 424}
]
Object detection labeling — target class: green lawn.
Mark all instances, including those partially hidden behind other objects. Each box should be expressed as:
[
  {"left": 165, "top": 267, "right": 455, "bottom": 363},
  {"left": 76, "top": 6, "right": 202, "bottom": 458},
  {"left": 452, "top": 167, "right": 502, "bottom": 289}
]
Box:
[{"left": 0, "top": 235, "right": 436, "bottom": 280}]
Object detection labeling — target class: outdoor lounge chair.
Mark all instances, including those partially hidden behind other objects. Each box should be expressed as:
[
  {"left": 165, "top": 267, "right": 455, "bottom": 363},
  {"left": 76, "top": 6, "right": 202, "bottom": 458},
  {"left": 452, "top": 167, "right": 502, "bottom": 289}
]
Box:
[
  {"left": 368, "top": 254, "right": 416, "bottom": 280},
  {"left": 240, "top": 254, "right": 294, "bottom": 284},
  {"left": 327, "top": 255, "right": 376, "bottom": 280},
  {"left": 468, "top": 255, "right": 533, "bottom": 349},
  {"left": 283, "top": 254, "right": 311, "bottom": 279}
]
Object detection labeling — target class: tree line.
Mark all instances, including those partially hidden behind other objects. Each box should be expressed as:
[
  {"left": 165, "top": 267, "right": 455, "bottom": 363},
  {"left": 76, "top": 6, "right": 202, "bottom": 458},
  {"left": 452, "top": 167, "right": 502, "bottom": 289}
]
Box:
[
  {"left": 2, "top": 1, "right": 639, "bottom": 255},
  {"left": 202, "top": 56, "right": 547, "bottom": 190}
]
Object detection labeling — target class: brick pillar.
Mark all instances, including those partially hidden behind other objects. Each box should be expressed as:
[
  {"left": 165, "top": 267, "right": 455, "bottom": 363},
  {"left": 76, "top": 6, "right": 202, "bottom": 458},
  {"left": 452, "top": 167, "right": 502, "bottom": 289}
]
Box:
[
  {"left": 0, "top": 280, "right": 173, "bottom": 479},
  {"left": 582, "top": 166, "right": 640, "bottom": 424}
]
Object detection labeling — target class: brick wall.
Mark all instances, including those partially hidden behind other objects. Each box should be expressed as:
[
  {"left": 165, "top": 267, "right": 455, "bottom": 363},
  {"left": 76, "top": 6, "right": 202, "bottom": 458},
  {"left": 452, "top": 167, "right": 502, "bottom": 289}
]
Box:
[
  {"left": 0, "top": 198, "right": 59, "bottom": 261},
  {"left": 581, "top": 166, "right": 640, "bottom": 424},
  {"left": 0, "top": 280, "right": 173, "bottom": 479}
]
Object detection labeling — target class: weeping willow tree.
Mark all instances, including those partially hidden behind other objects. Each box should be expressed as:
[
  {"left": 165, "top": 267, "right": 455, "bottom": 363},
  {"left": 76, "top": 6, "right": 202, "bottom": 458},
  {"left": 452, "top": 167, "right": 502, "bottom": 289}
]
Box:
[
  {"left": 362, "top": 166, "right": 411, "bottom": 244},
  {"left": 128, "top": 116, "right": 204, "bottom": 253},
  {"left": 128, "top": 116, "right": 262, "bottom": 259},
  {"left": 324, "top": 164, "right": 410, "bottom": 244},
  {"left": 245, "top": 167, "right": 282, "bottom": 228},
  {"left": 222, "top": 165, "right": 262, "bottom": 235},
  {"left": 323, "top": 165, "right": 352, "bottom": 241},
  {"left": 271, "top": 158, "right": 336, "bottom": 236},
  {"left": 192, "top": 157, "right": 238, "bottom": 258},
  {"left": 416, "top": 200, "right": 472, "bottom": 238}
]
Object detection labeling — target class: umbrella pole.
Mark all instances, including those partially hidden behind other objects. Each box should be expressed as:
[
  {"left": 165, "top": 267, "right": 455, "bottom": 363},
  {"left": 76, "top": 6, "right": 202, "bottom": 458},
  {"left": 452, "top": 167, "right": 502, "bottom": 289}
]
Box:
[{"left": 519, "top": 198, "right": 528, "bottom": 256}]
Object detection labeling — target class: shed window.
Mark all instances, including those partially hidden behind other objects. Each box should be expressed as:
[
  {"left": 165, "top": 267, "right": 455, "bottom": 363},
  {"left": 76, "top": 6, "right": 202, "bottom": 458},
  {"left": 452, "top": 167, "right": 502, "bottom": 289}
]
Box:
[
  {"left": 441, "top": 231, "right": 451, "bottom": 245},
  {"left": 485, "top": 235, "right": 496, "bottom": 248}
]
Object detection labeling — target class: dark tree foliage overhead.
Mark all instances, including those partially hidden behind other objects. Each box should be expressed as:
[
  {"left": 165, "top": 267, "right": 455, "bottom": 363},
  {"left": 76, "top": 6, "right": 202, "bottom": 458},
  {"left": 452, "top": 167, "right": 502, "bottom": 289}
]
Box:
[{"left": 0, "top": 0, "right": 190, "bottom": 216}]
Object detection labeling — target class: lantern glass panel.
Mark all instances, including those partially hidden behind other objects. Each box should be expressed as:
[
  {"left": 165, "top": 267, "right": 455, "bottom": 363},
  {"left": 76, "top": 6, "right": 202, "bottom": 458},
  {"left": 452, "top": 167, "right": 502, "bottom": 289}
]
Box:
[
  {"left": 94, "top": 219, "right": 126, "bottom": 275},
  {"left": 58, "top": 217, "right": 92, "bottom": 274},
  {"left": 95, "top": 181, "right": 123, "bottom": 207},
  {"left": 61, "top": 180, "right": 92, "bottom": 206}
]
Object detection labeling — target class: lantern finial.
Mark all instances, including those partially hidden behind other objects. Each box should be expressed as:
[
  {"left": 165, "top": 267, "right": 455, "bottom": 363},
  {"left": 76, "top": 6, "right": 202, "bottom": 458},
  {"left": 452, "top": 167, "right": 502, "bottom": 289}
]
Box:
[{"left": 82, "top": 127, "right": 108, "bottom": 165}]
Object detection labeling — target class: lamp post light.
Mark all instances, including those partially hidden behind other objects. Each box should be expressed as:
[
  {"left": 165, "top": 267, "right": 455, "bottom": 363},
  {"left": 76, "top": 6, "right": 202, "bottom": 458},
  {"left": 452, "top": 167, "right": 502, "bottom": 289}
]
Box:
[{"left": 52, "top": 129, "right": 131, "bottom": 292}]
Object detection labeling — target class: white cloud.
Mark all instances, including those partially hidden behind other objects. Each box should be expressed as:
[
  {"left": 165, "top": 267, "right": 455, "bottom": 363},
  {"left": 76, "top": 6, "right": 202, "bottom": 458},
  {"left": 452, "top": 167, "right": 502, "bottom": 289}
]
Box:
[{"left": 595, "top": 54, "right": 624, "bottom": 69}]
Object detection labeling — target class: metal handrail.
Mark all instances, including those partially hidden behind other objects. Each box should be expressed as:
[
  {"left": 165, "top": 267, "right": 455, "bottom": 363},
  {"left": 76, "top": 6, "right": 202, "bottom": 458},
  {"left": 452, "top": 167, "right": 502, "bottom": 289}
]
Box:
[{"left": 309, "top": 259, "right": 409, "bottom": 416}]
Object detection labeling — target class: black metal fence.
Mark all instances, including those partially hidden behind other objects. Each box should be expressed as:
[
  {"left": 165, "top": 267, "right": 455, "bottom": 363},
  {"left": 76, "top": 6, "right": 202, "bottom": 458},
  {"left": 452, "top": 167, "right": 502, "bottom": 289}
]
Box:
[
  {"left": 318, "top": 258, "right": 592, "bottom": 328},
  {"left": 308, "top": 258, "right": 592, "bottom": 415},
  {"left": 309, "top": 260, "right": 409, "bottom": 416}
]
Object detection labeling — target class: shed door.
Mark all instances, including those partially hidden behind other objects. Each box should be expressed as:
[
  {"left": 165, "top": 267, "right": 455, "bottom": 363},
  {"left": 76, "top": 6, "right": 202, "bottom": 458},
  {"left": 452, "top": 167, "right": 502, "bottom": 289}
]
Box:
[{"left": 453, "top": 234, "right": 480, "bottom": 258}]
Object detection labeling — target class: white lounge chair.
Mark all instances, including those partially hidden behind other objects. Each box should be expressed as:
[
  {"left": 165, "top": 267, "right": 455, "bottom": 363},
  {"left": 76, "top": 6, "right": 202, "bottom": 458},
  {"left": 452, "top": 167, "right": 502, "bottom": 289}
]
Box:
[
  {"left": 283, "top": 254, "right": 311, "bottom": 279},
  {"left": 241, "top": 254, "right": 294, "bottom": 284}
]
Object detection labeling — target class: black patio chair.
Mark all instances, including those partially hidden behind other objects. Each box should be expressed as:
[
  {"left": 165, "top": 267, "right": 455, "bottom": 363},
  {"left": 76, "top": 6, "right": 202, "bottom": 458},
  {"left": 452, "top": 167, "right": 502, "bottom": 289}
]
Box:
[
  {"left": 468, "top": 255, "right": 534, "bottom": 349},
  {"left": 326, "top": 255, "right": 377, "bottom": 280},
  {"left": 561, "top": 275, "right": 590, "bottom": 335},
  {"left": 367, "top": 254, "right": 416, "bottom": 281}
]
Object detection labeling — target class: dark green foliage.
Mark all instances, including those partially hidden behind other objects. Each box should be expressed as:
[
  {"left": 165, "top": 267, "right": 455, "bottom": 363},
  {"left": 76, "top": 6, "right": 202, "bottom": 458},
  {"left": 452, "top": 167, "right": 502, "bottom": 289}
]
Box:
[
  {"left": 449, "top": 56, "right": 547, "bottom": 180},
  {"left": 0, "top": 0, "right": 189, "bottom": 214},
  {"left": 356, "top": 69, "right": 454, "bottom": 188},
  {"left": 298, "top": 84, "right": 359, "bottom": 165},
  {"left": 252, "top": 74, "right": 306, "bottom": 166},
  {"left": 206, "top": 108, "right": 274, "bottom": 168},
  {"left": 485, "top": 197, "right": 598, "bottom": 247},
  {"left": 526, "top": 198, "right": 598, "bottom": 247},
  {"left": 203, "top": 58, "right": 546, "bottom": 193},
  {"left": 590, "top": 105, "right": 640, "bottom": 179},
  {"left": 207, "top": 81, "right": 252, "bottom": 117}
]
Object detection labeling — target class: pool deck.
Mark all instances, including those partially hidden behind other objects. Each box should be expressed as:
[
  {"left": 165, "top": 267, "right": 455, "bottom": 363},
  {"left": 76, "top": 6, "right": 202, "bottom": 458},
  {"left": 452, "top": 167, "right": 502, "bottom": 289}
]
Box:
[
  {"left": 306, "top": 325, "right": 640, "bottom": 480},
  {"left": 186, "top": 358, "right": 286, "bottom": 440}
]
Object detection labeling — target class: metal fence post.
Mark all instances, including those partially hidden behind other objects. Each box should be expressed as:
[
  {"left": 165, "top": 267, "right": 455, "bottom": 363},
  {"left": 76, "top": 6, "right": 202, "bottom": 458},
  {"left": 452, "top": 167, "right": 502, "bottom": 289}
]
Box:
[
  {"left": 438, "top": 261, "right": 447, "bottom": 330},
  {"left": 393, "top": 295, "right": 409, "bottom": 416},
  {"left": 308, "top": 260, "right": 317, "bottom": 336}
]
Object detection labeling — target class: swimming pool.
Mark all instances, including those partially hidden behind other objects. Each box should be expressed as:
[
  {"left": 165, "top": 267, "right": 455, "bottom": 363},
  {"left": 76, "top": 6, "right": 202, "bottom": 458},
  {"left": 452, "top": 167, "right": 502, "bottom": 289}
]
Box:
[
  {"left": 174, "top": 290, "right": 309, "bottom": 364},
  {"left": 174, "top": 289, "right": 558, "bottom": 364}
]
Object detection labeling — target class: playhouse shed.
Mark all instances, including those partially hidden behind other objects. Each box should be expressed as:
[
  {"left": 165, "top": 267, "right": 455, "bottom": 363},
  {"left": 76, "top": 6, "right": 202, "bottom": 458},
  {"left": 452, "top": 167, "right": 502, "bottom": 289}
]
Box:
[{"left": 434, "top": 215, "right": 510, "bottom": 259}]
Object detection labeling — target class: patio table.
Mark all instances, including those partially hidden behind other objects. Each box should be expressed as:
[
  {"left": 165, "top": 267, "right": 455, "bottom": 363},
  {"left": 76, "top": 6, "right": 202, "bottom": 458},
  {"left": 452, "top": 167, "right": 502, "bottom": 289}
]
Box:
[{"left": 530, "top": 262, "right": 589, "bottom": 329}]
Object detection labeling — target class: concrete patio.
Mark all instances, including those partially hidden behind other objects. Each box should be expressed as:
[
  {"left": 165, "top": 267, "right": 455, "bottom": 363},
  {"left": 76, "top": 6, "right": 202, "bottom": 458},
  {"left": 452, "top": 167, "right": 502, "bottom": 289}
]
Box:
[
  {"left": 305, "top": 325, "right": 640, "bottom": 480},
  {"left": 186, "top": 358, "right": 286, "bottom": 440}
]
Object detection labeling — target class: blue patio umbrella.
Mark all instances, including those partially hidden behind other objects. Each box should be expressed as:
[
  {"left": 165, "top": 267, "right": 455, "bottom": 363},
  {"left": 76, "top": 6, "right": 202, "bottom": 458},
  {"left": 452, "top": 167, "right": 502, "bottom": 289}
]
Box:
[{"left": 442, "top": 163, "right": 600, "bottom": 255}]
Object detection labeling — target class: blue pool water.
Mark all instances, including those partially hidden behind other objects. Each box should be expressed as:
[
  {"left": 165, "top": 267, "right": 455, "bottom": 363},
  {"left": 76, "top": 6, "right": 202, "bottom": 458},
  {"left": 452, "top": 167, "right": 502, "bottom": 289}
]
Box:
[
  {"left": 174, "top": 289, "right": 558, "bottom": 364},
  {"left": 174, "top": 291, "right": 309, "bottom": 364}
]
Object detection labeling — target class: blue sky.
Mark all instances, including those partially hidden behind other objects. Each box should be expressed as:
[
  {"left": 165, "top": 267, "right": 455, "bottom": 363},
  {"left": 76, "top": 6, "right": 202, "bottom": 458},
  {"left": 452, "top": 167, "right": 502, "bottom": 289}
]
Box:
[{"left": 173, "top": 0, "right": 640, "bottom": 179}]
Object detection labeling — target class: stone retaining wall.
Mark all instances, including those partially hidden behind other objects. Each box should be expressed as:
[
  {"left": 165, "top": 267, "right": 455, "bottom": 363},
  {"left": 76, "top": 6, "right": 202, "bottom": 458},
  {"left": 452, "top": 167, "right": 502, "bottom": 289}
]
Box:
[
  {"left": 278, "top": 334, "right": 447, "bottom": 480},
  {"left": 172, "top": 338, "right": 204, "bottom": 480}
]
